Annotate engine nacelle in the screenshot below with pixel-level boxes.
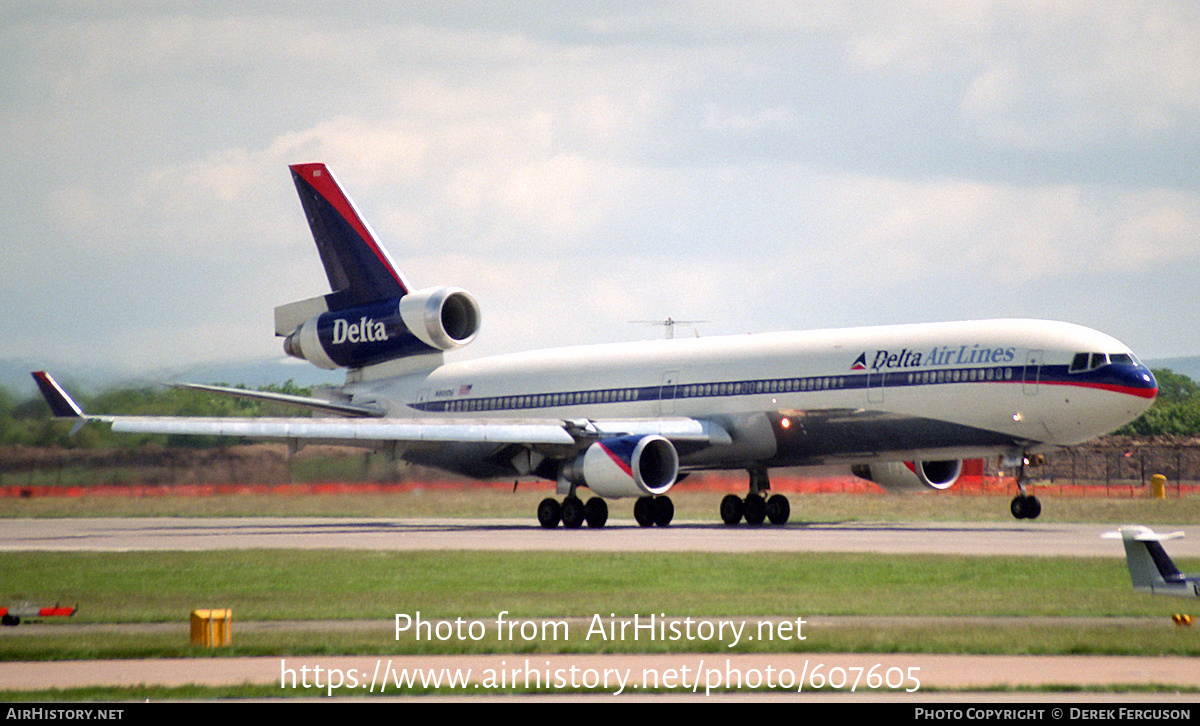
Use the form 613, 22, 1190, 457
398, 286, 481, 351
560, 435, 679, 499
851, 459, 962, 493
282, 287, 480, 370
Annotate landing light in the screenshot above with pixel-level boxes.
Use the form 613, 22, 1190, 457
780, 417, 791, 429
1013, 413, 1023, 422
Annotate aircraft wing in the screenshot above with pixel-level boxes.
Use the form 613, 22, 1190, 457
103, 415, 580, 445
31, 371, 729, 448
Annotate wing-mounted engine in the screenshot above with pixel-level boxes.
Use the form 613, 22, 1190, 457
851, 459, 962, 493
558, 435, 679, 499
279, 286, 481, 370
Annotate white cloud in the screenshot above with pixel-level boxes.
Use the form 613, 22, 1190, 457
3, 2, 1200, 376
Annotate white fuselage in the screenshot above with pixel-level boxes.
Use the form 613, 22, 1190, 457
343, 319, 1157, 473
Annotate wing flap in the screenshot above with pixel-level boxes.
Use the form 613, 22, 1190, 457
590, 418, 732, 445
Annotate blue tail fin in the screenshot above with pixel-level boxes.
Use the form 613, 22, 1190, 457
289, 163, 411, 309
278, 164, 481, 372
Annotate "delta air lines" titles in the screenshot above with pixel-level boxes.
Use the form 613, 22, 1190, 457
331, 317, 389, 344
857, 344, 1018, 372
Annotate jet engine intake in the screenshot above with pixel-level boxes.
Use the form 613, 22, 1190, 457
560, 435, 679, 499
851, 459, 962, 493
398, 286, 481, 351
282, 287, 480, 370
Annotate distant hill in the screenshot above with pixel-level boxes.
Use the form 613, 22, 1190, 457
0, 357, 342, 399
1147, 356, 1200, 383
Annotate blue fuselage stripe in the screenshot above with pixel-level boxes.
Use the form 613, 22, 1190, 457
409, 363, 1155, 414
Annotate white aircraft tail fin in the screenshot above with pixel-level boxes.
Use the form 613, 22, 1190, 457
1103, 525, 1193, 596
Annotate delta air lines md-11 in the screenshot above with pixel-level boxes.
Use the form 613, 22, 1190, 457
34, 163, 1159, 528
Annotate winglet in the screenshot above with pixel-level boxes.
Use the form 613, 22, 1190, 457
31, 371, 85, 418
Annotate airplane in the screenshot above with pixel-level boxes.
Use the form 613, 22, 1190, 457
1103, 525, 1200, 599
34, 162, 1159, 528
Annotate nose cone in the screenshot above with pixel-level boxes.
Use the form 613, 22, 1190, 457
1120, 364, 1158, 422
1143, 367, 1159, 401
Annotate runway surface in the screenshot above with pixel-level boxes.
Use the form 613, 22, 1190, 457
3, 652, 1200, 696
1, 517, 1199, 557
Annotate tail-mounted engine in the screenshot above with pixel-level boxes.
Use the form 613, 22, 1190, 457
851, 459, 962, 493
279, 286, 481, 370
559, 435, 679, 499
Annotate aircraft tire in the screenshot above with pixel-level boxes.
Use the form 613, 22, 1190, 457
1010, 495, 1027, 519
1024, 495, 1041, 519
743, 494, 767, 525
584, 497, 608, 528
561, 496, 586, 529
766, 494, 790, 525
634, 496, 655, 527
537, 498, 562, 529
720, 494, 744, 525
653, 496, 674, 527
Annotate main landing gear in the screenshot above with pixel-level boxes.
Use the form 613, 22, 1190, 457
720, 468, 790, 525
633, 495, 674, 527
536, 495, 674, 528
537, 496, 609, 529
1008, 453, 1042, 520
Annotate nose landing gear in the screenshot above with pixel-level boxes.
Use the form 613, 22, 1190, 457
1006, 453, 1043, 520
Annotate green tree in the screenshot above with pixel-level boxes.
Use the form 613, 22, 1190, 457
1118, 368, 1200, 436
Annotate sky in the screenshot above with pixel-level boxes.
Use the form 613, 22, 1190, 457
3, 2, 1199, 388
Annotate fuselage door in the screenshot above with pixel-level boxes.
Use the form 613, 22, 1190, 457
1023, 350, 1043, 396
867, 369, 885, 405
659, 370, 679, 414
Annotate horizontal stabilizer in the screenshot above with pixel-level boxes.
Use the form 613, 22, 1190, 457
175, 382, 385, 418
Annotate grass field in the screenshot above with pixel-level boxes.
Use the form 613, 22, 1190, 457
2, 487, 1198, 699
1, 548, 1197, 662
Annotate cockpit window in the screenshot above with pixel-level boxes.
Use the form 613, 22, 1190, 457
1070, 351, 1137, 373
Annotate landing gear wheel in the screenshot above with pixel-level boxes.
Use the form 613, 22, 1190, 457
743, 493, 767, 525
1024, 495, 1041, 519
720, 494, 744, 525
1010, 495, 1026, 519
584, 497, 608, 528
561, 496, 586, 529
634, 496, 655, 527
537, 498, 562, 529
765, 494, 790, 525
1010, 494, 1041, 520
653, 496, 674, 527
